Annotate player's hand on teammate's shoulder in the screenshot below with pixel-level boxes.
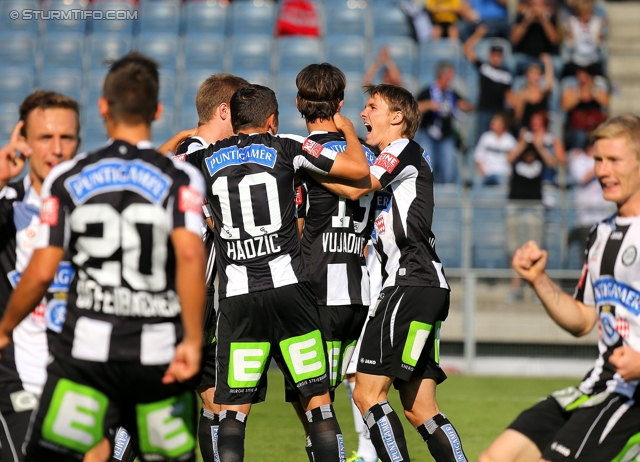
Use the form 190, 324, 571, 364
512, 240, 548, 284
333, 113, 356, 135
609, 345, 640, 381
0, 121, 31, 186
162, 337, 202, 384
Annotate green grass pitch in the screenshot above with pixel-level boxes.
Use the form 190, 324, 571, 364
196, 371, 577, 461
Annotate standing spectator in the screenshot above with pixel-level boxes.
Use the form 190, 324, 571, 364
505, 139, 556, 301
362, 46, 403, 87
426, 0, 463, 40
459, 0, 511, 41
562, 0, 607, 77
511, 0, 562, 75
561, 66, 609, 149
464, 25, 514, 135
416, 62, 474, 184
521, 110, 566, 185
512, 54, 554, 130
567, 141, 614, 261
474, 113, 517, 185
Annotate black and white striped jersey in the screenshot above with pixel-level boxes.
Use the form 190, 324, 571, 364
370, 138, 449, 291
297, 131, 377, 306
575, 214, 640, 398
182, 132, 337, 299
0, 177, 72, 399
176, 136, 217, 293
34, 140, 205, 365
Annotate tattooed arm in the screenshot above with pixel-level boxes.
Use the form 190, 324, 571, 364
512, 241, 597, 337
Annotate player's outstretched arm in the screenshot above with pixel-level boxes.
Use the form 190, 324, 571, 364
163, 228, 206, 384
0, 247, 64, 354
325, 114, 370, 180
609, 346, 640, 381
157, 128, 198, 155
513, 241, 597, 337
308, 171, 382, 201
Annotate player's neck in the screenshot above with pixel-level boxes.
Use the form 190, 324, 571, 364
196, 120, 233, 145
618, 192, 640, 218
29, 170, 43, 196
306, 119, 337, 134
107, 122, 152, 146
378, 130, 406, 151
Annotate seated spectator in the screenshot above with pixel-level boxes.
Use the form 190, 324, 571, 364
362, 46, 403, 87
511, 0, 562, 75
464, 25, 514, 135
567, 141, 614, 261
426, 0, 463, 40
520, 109, 566, 185
459, 0, 511, 41
416, 62, 474, 184
561, 67, 609, 149
562, 0, 606, 77
505, 141, 556, 301
512, 55, 553, 130
474, 113, 517, 185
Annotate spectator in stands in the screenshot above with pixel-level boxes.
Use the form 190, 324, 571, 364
474, 113, 517, 185
459, 0, 511, 41
416, 62, 474, 184
464, 25, 514, 135
505, 139, 556, 301
567, 140, 614, 261
520, 109, 566, 185
426, 0, 463, 40
561, 66, 609, 149
362, 46, 403, 87
512, 55, 554, 130
562, 0, 607, 77
511, 0, 561, 75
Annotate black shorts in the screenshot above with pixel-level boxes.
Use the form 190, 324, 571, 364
0, 396, 38, 462
215, 282, 330, 405
357, 286, 449, 385
509, 387, 640, 461
25, 356, 197, 462
199, 294, 217, 388
284, 304, 368, 402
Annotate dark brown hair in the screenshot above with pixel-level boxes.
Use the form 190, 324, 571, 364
296, 63, 346, 124
102, 52, 159, 125
19, 90, 80, 137
230, 84, 279, 133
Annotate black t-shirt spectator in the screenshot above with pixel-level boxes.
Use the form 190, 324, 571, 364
513, 13, 558, 57
417, 85, 461, 139
509, 147, 543, 200
476, 61, 513, 112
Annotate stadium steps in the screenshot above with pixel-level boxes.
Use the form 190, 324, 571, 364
606, 2, 640, 115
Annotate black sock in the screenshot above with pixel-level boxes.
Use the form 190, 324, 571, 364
416, 413, 468, 462
217, 410, 247, 462
305, 404, 345, 462
363, 401, 410, 462
199, 408, 220, 462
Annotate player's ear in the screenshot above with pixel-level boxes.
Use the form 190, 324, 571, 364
153, 102, 164, 122
295, 96, 300, 111
219, 103, 229, 121
98, 97, 109, 120
337, 100, 344, 112
267, 113, 278, 135
391, 111, 404, 127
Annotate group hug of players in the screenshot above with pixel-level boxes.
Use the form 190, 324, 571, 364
2, 51, 640, 462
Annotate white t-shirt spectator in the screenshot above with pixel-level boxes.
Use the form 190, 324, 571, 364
568, 148, 612, 226
474, 130, 517, 179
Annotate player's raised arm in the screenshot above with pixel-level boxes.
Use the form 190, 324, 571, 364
513, 241, 597, 337
325, 113, 370, 180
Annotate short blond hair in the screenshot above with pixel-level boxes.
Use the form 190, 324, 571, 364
591, 114, 640, 159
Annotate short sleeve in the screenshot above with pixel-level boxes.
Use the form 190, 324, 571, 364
573, 225, 598, 305
296, 183, 307, 220
170, 161, 206, 236
370, 140, 416, 188
172, 145, 210, 170
35, 171, 70, 250
280, 135, 337, 175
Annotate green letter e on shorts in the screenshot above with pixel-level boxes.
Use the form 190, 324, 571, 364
281, 330, 326, 383
41, 379, 109, 453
